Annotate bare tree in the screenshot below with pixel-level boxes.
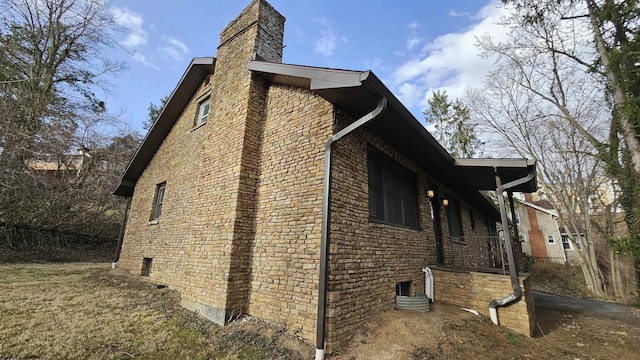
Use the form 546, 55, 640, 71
495, 0, 640, 292
467, 73, 610, 297
0, 0, 136, 243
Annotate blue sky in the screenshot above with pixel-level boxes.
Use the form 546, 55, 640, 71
104, 0, 510, 134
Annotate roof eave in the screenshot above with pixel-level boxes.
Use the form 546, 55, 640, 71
113, 57, 216, 197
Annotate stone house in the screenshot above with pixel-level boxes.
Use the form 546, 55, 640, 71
112, 0, 538, 353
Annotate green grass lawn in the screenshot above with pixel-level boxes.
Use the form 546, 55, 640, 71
0, 263, 311, 360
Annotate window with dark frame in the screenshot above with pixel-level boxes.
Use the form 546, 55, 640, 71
469, 208, 476, 230
396, 281, 411, 296
446, 198, 464, 241
367, 150, 418, 229
151, 182, 166, 220
195, 97, 210, 127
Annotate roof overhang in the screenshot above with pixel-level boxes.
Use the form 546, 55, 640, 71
113, 57, 216, 197
113, 57, 538, 222
518, 199, 558, 216
249, 60, 538, 220
453, 158, 538, 192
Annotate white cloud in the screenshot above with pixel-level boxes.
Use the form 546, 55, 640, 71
160, 46, 181, 61
391, 1, 509, 109
160, 36, 189, 61
449, 10, 471, 17
397, 83, 423, 108
406, 36, 421, 50
313, 19, 346, 58
110, 7, 147, 48
365, 57, 385, 71
405, 22, 423, 50
315, 28, 337, 57
132, 52, 159, 70
166, 37, 188, 53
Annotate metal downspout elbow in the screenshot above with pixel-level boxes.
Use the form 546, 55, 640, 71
489, 170, 535, 325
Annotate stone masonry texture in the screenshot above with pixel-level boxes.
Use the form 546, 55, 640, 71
117, 0, 536, 353
432, 268, 536, 337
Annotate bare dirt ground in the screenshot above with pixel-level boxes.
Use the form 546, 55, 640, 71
1, 262, 639, 360
331, 302, 640, 360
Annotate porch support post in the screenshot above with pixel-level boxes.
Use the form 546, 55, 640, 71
507, 190, 521, 271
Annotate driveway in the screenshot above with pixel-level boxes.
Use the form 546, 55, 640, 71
533, 291, 640, 325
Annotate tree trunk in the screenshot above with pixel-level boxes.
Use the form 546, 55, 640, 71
586, 0, 640, 175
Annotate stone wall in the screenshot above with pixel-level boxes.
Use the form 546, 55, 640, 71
325, 112, 434, 351
116, 0, 517, 353
246, 84, 332, 341
118, 0, 285, 325
324, 112, 504, 351
431, 268, 535, 337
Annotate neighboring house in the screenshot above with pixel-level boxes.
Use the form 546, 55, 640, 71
516, 194, 566, 263
26, 149, 90, 179
112, 1, 538, 353
559, 227, 586, 263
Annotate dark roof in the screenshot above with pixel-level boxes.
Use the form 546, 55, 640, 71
248, 60, 537, 219
532, 199, 554, 209
114, 58, 537, 221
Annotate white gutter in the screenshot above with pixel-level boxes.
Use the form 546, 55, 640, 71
489, 170, 536, 325
315, 97, 387, 360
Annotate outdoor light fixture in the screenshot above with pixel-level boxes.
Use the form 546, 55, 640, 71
426, 189, 434, 198
441, 199, 449, 207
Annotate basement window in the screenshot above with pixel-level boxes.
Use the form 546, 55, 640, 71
141, 258, 153, 276
396, 281, 411, 296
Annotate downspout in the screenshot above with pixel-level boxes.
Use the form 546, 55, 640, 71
316, 97, 387, 360
112, 196, 132, 268
489, 170, 535, 325
507, 191, 521, 271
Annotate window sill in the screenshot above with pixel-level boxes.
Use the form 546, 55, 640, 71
368, 218, 419, 231
191, 121, 207, 132
148, 219, 159, 226
450, 238, 467, 245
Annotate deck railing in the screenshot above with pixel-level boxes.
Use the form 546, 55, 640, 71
435, 235, 522, 274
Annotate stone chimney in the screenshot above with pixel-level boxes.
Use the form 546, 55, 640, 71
218, 0, 285, 64
205, 0, 285, 321
209, 0, 285, 129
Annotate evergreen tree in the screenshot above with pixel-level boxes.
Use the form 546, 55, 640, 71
423, 90, 483, 157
